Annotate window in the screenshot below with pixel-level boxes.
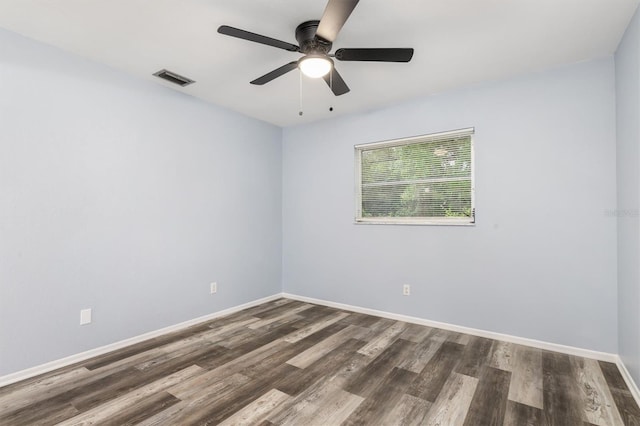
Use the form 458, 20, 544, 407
355, 128, 474, 225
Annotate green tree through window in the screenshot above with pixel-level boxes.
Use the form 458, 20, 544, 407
356, 129, 474, 225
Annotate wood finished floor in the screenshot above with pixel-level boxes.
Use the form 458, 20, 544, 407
1, 298, 639, 426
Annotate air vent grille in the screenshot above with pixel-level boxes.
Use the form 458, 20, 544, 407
153, 69, 195, 87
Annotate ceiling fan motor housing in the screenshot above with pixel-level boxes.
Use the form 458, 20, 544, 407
295, 20, 332, 55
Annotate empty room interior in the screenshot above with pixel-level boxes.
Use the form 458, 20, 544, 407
1, 0, 640, 425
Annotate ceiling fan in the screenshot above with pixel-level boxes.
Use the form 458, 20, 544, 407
217, 0, 414, 96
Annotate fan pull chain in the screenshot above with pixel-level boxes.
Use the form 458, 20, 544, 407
329, 69, 334, 112
299, 71, 303, 116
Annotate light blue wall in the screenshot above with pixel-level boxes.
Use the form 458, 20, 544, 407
282, 58, 618, 353
0, 19, 631, 378
0, 29, 283, 375
616, 6, 640, 386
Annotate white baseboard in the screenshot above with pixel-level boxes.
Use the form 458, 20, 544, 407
282, 292, 620, 363
0, 293, 282, 388
616, 356, 640, 407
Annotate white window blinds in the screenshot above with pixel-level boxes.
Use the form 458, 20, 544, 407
355, 128, 474, 225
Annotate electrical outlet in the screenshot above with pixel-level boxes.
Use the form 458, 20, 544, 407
403, 284, 411, 296
80, 308, 92, 325
210, 282, 217, 294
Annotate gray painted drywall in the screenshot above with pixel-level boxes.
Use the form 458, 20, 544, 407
282, 58, 618, 353
616, 6, 640, 386
0, 29, 282, 376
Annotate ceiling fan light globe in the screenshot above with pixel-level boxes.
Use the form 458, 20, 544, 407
299, 55, 333, 78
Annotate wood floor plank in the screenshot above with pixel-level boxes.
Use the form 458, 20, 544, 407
0, 367, 90, 416
447, 331, 472, 345
607, 388, 640, 426
219, 299, 291, 323
357, 321, 407, 358
194, 323, 300, 371
82, 321, 215, 371
282, 311, 350, 343
217, 315, 304, 350
0, 363, 88, 399
345, 338, 417, 398
407, 341, 465, 402
133, 341, 224, 372
377, 393, 433, 426
127, 400, 183, 425
598, 360, 632, 391
298, 387, 363, 426
70, 366, 153, 411
168, 340, 291, 399
77, 317, 255, 380
0, 399, 80, 426
218, 388, 291, 426
428, 328, 454, 343
276, 338, 366, 396
292, 305, 341, 326
305, 393, 363, 426
368, 317, 398, 332
248, 303, 313, 329
56, 344, 224, 416
570, 357, 625, 426
239, 321, 352, 380
342, 367, 418, 426
204, 316, 261, 336
542, 351, 586, 426
508, 345, 543, 409
193, 364, 299, 425
268, 376, 337, 424
214, 316, 301, 354
56, 365, 203, 425
139, 373, 252, 425
200, 317, 264, 347
598, 359, 640, 424
455, 336, 494, 378
399, 323, 434, 343
421, 372, 478, 426
461, 365, 511, 426
503, 400, 542, 426
0, 366, 144, 424
396, 337, 444, 374
339, 311, 383, 328
69, 346, 225, 412
272, 381, 364, 426
242, 298, 298, 319
286, 324, 367, 369
488, 340, 515, 371
94, 390, 180, 426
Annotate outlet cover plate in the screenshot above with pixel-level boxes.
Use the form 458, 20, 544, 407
80, 308, 92, 325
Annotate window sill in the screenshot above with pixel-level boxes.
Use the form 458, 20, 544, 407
354, 218, 475, 226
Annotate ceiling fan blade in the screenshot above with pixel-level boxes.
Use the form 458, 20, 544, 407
250, 62, 299, 85
218, 25, 300, 52
323, 67, 350, 96
335, 48, 414, 62
316, 0, 360, 42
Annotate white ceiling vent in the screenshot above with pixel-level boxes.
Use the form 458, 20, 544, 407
153, 69, 195, 87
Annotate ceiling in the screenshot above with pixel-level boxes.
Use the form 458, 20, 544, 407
0, 0, 638, 127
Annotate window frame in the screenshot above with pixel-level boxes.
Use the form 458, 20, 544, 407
354, 128, 475, 226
